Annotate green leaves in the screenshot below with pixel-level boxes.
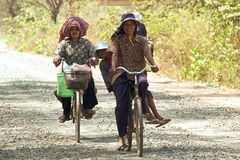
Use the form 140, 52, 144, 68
2, 0, 240, 88
180, 48, 206, 80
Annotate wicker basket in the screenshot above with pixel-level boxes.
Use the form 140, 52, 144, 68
64, 70, 91, 90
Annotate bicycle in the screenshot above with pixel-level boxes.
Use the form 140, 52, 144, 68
116, 65, 153, 157
62, 59, 92, 143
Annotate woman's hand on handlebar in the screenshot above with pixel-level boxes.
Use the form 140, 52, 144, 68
151, 65, 159, 73
85, 57, 99, 67
53, 56, 61, 67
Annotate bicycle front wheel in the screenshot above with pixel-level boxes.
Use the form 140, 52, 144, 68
72, 95, 76, 123
75, 90, 82, 143
134, 97, 143, 157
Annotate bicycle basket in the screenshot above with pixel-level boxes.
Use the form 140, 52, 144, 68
64, 70, 91, 90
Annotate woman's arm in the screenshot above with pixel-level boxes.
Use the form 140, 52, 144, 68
53, 41, 65, 67
142, 39, 159, 73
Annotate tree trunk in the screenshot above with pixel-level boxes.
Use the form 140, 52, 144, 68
69, 0, 77, 16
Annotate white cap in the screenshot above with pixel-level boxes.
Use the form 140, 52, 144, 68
132, 11, 142, 21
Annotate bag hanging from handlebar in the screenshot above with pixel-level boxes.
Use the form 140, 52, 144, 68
57, 72, 74, 97
57, 61, 74, 97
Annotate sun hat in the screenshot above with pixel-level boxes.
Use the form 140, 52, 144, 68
112, 13, 139, 37
119, 13, 139, 27
95, 41, 108, 51
118, 13, 139, 29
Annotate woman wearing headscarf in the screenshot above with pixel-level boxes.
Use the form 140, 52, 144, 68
53, 16, 98, 123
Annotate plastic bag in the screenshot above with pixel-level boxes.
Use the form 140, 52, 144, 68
65, 63, 91, 89
71, 63, 91, 72
57, 72, 74, 97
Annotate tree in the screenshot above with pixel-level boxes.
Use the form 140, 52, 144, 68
35, 0, 64, 23
68, 0, 77, 16
2, 0, 21, 18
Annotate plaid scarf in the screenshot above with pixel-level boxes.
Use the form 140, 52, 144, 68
59, 16, 89, 42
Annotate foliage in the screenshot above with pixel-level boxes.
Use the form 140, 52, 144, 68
3, 4, 59, 55
180, 48, 206, 80
1, 0, 240, 89
130, 0, 240, 88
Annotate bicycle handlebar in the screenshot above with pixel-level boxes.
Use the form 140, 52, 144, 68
116, 65, 153, 75
60, 57, 93, 65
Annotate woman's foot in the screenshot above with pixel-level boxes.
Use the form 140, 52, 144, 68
156, 118, 171, 128
58, 115, 70, 123
117, 136, 128, 151
83, 109, 95, 119
145, 118, 161, 124
144, 113, 161, 124
144, 113, 156, 121
155, 115, 164, 121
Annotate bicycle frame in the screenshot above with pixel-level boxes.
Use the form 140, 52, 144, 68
60, 58, 92, 143
116, 65, 152, 157
72, 89, 84, 143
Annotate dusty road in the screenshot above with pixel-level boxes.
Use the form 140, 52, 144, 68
0, 40, 240, 160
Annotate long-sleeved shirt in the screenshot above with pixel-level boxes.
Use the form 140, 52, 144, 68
54, 37, 95, 65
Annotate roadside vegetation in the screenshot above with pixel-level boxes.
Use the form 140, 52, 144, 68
0, 0, 239, 89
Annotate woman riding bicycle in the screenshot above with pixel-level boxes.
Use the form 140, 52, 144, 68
108, 13, 159, 150
96, 41, 171, 126
53, 16, 98, 123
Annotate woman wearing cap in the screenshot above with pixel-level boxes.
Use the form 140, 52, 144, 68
53, 16, 98, 123
107, 13, 159, 150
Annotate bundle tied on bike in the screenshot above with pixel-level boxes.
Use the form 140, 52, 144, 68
64, 63, 91, 90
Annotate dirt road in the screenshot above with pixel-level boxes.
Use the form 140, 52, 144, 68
0, 40, 239, 160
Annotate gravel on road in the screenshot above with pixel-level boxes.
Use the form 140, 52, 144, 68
0, 40, 239, 160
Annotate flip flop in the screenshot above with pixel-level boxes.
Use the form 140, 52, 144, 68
58, 115, 70, 123
117, 144, 128, 151
156, 118, 171, 128
145, 118, 160, 124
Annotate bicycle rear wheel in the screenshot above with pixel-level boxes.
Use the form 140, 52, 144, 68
75, 90, 82, 143
134, 97, 143, 157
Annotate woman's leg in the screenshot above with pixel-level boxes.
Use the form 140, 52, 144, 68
113, 76, 129, 138
83, 78, 98, 110
144, 96, 152, 114
147, 95, 164, 121
62, 97, 71, 117
146, 90, 164, 120
59, 97, 71, 123
137, 74, 148, 114
147, 90, 171, 127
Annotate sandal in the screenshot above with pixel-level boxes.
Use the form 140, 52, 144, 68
117, 136, 128, 151
145, 118, 161, 124
58, 115, 70, 123
144, 113, 156, 121
83, 109, 95, 119
156, 118, 171, 128
157, 116, 164, 121
117, 144, 128, 151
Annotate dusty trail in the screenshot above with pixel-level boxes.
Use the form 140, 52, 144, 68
0, 40, 239, 160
